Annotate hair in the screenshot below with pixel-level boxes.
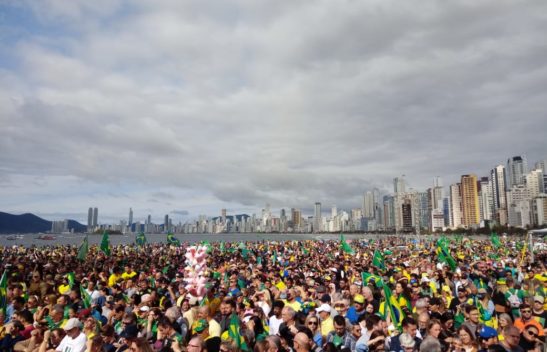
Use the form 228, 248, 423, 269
265, 335, 283, 352
250, 316, 265, 337
130, 337, 154, 352
419, 336, 441, 352
89, 335, 104, 352
305, 315, 319, 332
17, 309, 33, 324
498, 313, 513, 327
457, 325, 477, 344
158, 316, 174, 329
399, 333, 415, 348
365, 314, 382, 330
427, 319, 442, 333
282, 306, 296, 319
402, 317, 417, 328
464, 304, 479, 314
254, 340, 269, 352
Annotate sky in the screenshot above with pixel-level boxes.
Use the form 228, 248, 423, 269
1, 0, 546, 224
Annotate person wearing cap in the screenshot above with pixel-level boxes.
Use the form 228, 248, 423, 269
346, 294, 367, 325
315, 304, 334, 340
477, 326, 498, 352
531, 295, 546, 328
56, 318, 86, 352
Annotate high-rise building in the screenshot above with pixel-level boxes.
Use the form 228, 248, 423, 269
507, 155, 528, 188
92, 207, 98, 227
449, 183, 463, 228
363, 191, 375, 218
221, 209, 227, 223
128, 208, 133, 227
534, 160, 547, 192
478, 177, 493, 222
526, 169, 544, 197
291, 208, 302, 231
393, 176, 406, 194
401, 199, 413, 232
461, 174, 480, 227
490, 165, 508, 225
314, 202, 322, 232
164, 214, 169, 232
87, 208, 93, 230
507, 185, 531, 227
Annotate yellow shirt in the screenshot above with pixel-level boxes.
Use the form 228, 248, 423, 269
283, 300, 302, 312
208, 319, 221, 337
108, 273, 121, 287
121, 271, 137, 280
320, 316, 334, 337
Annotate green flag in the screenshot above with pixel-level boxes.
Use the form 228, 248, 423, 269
100, 231, 111, 256
272, 250, 277, 265
228, 314, 249, 351
361, 272, 382, 287
380, 280, 404, 330
340, 234, 355, 255
436, 239, 457, 271
372, 249, 386, 270
166, 232, 180, 246
491, 233, 502, 249
220, 242, 225, 253
136, 232, 147, 247
0, 270, 8, 313
257, 257, 262, 265
80, 285, 91, 308
67, 272, 75, 289
77, 235, 89, 262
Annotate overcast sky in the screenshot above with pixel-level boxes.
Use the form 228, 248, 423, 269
1, 0, 546, 224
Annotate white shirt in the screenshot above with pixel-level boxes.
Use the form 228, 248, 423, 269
57, 332, 87, 352
269, 315, 283, 336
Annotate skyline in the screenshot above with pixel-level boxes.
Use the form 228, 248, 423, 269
1, 1, 547, 223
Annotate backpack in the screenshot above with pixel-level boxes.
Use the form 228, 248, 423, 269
506, 290, 521, 308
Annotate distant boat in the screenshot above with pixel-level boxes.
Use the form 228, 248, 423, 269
36, 234, 56, 240
6, 235, 16, 240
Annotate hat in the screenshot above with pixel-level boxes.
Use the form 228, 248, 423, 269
63, 318, 81, 331
315, 304, 331, 314
193, 319, 209, 334
320, 294, 331, 303
354, 294, 365, 304
534, 295, 545, 304
478, 288, 487, 294
420, 277, 430, 283
496, 278, 506, 285
478, 326, 497, 339
139, 306, 150, 312
120, 324, 139, 339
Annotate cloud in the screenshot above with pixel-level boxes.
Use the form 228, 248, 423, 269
1, 0, 546, 220
171, 210, 189, 216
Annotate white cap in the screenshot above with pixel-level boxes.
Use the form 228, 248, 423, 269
315, 304, 331, 314
63, 318, 81, 331
139, 306, 150, 312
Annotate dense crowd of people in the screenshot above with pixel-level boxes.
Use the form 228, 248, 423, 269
0, 235, 546, 352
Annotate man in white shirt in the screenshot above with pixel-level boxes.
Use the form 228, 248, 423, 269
56, 318, 87, 352
269, 300, 285, 336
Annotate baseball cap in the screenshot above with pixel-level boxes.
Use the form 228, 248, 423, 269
63, 318, 81, 331
354, 294, 365, 304
534, 295, 545, 304
478, 326, 497, 339
315, 304, 331, 314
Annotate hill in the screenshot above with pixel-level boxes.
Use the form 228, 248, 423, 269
0, 212, 86, 234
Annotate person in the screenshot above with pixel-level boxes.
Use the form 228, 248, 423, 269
477, 326, 498, 352
304, 315, 322, 349
128, 337, 153, 352
324, 315, 356, 351
514, 304, 544, 338
531, 296, 546, 328
497, 314, 513, 341
461, 305, 481, 340
315, 304, 333, 340
268, 301, 284, 336
56, 318, 87, 352
517, 324, 542, 352
85, 335, 103, 352
399, 333, 416, 352
293, 332, 311, 352
419, 336, 441, 352
186, 336, 203, 352
387, 317, 421, 352
457, 325, 479, 352
0, 320, 25, 352
490, 326, 524, 352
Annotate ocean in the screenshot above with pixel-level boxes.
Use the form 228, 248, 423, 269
0, 232, 398, 248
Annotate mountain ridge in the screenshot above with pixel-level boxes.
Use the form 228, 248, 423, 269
0, 212, 86, 234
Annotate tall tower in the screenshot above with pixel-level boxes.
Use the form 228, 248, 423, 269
363, 191, 375, 218
478, 177, 493, 222
128, 208, 133, 227
314, 202, 322, 233
221, 209, 227, 223
461, 174, 480, 227
164, 214, 169, 232
490, 165, 508, 225
393, 176, 406, 194
87, 208, 93, 230
450, 183, 463, 228
92, 207, 98, 227
507, 155, 528, 188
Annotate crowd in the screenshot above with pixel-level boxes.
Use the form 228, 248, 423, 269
0, 235, 546, 352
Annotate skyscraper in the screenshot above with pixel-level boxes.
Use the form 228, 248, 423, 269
449, 183, 462, 228
128, 208, 133, 227
92, 207, 98, 227
478, 176, 493, 222
363, 191, 375, 218
507, 155, 528, 188
490, 165, 508, 225
164, 214, 169, 232
314, 202, 322, 232
393, 176, 406, 194
87, 208, 93, 230
461, 174, 480, 227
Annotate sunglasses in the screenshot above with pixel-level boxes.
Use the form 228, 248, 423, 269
521, 309, 531, 313
526, 330, 538, 338
308, 321, 318, 326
